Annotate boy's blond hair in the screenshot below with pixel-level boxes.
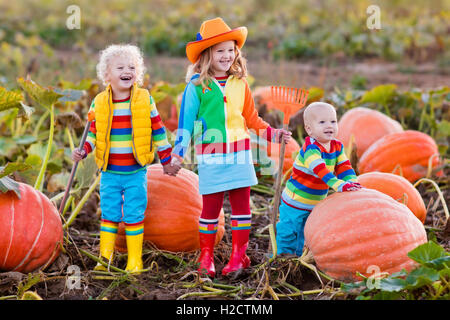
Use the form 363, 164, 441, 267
185, 42, 247, 88
96, 44, 146, 87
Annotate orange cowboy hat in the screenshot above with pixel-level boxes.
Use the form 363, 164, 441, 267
186, 17, 248, 63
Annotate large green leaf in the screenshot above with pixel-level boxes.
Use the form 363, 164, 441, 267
0, 86, 24, 112
0, 137, 21, 158
408, 241, 450, 270
436, 120, 450, 138
403, 267, 440, 290
17, 77, 63, 109
27, 142, 48, 161
26, 142, 63, 172
13, 155, 42, 186
0, 87, 33, 119
0, 164, 29, 198
340, 280, 365, 293
0, 162, 32, 179
360, 84, 397, 105
74, 154, 98, 190
378, 277, 407, 292
0, 176, 21, 199
47, 172, 69, 193
54, 88, 85, 103
14, 135, 37, 145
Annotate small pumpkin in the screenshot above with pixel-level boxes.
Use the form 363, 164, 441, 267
0, 182, 63, 273
337, 107, 403, 159
304, 188, 427, 282
115, 165, 225, 252
253, 86, 276, 111
357, 172, 427, 223
358, 130, 441, 182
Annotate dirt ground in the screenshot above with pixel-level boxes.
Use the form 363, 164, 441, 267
0, 172, 448, 301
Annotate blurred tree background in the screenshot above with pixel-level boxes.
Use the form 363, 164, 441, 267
0, 0, 448, 88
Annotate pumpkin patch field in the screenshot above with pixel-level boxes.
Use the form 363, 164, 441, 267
0, 0, 449, 301
0, 75, 448, 301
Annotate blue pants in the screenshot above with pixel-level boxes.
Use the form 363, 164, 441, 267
99, 169, 148, 224
276, 201, 311, 256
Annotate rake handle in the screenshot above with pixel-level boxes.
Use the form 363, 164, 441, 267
270, 123, 289, 244
58, 119, 92, 214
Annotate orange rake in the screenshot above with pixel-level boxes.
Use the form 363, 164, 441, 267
269, 86, 309, 249
271, 86, 309, 126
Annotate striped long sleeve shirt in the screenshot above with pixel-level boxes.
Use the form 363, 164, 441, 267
83, 95, 172, 174
281, 136, 357, 211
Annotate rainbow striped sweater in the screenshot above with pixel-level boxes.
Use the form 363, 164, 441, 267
83, 95, 172, 174
281, 136, 357, 211
173, 74, 275, 194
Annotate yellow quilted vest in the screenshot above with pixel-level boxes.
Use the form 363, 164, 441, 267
93, 84, 154, 171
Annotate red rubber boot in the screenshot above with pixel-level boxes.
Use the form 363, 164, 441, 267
222, 228, 251, 276
197, 232, 216, 277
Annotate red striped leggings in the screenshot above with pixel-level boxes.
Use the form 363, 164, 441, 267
201, 187, 251, 220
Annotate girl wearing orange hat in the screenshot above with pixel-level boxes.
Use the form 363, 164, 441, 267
172, 18, 291, 277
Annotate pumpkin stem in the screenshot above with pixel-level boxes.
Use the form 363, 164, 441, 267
426, 153, 440, 178
78, 248, 127, 274
414, 178, 449, 224
34, 104, 55, 192
65, 126, 75, 151
32, 110, 50, 138
391, 163, 404, 177
268, 224, 277, 260
396, 193, 409, 206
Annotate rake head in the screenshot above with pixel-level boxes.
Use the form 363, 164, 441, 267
271, 86, 309, 124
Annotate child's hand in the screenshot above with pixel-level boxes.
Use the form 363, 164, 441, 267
163, 158, 182, 176
342, 182, 362, 192
72, 148, 86, 162
274, 129, 292, 144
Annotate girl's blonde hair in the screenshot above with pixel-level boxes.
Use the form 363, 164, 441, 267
96, 44, 146, 86
185, 42, 247, 88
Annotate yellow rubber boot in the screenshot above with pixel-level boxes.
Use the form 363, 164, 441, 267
125, 223, 144, 274
94, 228, 117, 271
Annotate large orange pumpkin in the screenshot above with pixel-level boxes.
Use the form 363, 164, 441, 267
0, 182, 63, 273
115, 165, 225, 252
253, 86, 276, 111
358, 130, 441, 183
304, 188, 427, 282
337, 107, 403, 159
357, 172, 427, 223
